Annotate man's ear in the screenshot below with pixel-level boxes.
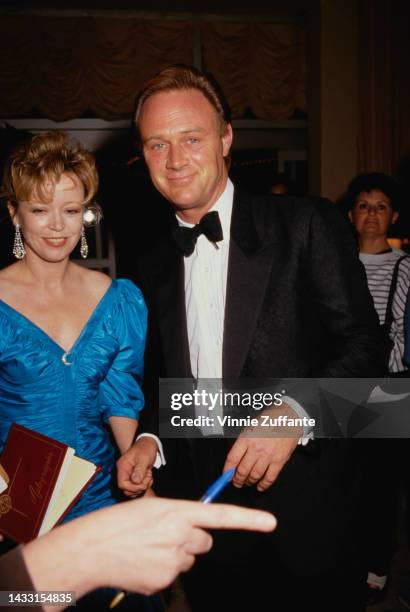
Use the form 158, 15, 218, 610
222, 123, 233, 158
392, 211, 399, 225
348, 210, 353, 223
7, 202, 18, 226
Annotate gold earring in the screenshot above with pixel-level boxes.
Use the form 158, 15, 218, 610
13, 224, 26, 259
80, 227, 88, 259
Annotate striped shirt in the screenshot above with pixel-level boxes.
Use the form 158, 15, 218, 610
360, 248, 410, 372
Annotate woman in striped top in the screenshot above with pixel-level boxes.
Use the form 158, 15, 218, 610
347, 172, 410, 373
346, 172, 410, 606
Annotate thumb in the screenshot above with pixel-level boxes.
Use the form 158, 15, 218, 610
131, 456, 153, 485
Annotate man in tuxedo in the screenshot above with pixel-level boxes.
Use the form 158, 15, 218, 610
117, 65, 390, 611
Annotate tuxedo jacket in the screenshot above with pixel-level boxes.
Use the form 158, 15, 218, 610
137, 189, 390, 571
138, 188, 388, 397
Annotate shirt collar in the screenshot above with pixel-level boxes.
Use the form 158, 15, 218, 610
176, 179, 234, 244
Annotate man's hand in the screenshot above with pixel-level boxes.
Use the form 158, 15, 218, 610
117, 437, 158, 496
223, 403, 301, 492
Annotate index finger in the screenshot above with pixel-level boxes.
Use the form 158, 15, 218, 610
183, 502, 277, 532
223, 438, 248, 473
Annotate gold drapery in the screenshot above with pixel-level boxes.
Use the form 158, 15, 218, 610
0, 16, 194, 120
0, 16, 306, 121
202, 22, 306, 120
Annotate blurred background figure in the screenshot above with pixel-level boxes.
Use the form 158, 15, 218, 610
269, 171, 297, 195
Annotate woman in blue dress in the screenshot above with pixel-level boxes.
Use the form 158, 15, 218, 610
0, 131, 148, 523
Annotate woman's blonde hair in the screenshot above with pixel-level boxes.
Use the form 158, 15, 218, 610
2, 131, 98, 209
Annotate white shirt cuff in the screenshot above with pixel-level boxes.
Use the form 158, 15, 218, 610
136, 433, 166, 468
282, 395, 314, 445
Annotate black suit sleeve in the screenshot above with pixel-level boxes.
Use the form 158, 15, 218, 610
287, 198, 391, 424
306, 198, 390, 377
134, 260, 161, 438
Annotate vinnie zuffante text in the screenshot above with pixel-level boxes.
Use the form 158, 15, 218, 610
170, 414, 315, 428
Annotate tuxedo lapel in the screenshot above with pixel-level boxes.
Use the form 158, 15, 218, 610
152, 190, 282, 380
223, 191, 280, 378
154, 240, 192, 378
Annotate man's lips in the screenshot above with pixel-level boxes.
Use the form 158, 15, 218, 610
167, 174, 195, 184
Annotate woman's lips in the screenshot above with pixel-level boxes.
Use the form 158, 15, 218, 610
43, 238, 68, 247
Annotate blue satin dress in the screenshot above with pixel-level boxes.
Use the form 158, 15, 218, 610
0, 279, 147, 522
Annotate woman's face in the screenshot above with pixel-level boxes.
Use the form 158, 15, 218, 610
11, 173, 85, 263
348, 189, 398, 240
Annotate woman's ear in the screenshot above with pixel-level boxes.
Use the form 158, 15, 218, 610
7, 201, 18, 226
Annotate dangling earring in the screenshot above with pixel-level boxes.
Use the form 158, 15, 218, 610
13, 224, 26, 259
80, 226, 88, 259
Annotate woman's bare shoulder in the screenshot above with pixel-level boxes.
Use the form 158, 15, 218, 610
71, 265, 112, 297
0, 263, 20, 280
0, 264, 23, 299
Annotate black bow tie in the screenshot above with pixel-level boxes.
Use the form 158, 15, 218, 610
172, 211, 223, 256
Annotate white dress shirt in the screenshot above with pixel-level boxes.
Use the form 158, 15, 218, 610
180, 179, 233, 380
178, 180, 233, 434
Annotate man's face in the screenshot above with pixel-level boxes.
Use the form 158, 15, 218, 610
348, 189, 398, 240
138, 88, 233, 222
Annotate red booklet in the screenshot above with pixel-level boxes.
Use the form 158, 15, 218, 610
0, 423, 100, 543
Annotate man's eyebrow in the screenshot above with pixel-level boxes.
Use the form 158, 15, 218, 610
180, 128, 207, 134
144, 128, 207, 143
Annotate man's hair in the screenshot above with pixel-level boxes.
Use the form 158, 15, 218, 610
345, 172, 400, 211
134, 64, 231, 133
2, 131, 98, 208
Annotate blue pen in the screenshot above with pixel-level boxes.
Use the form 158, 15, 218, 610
199, 468, 235, 503
109, 468, 236, 609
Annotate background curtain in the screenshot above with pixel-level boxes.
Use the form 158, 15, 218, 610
0, 16, 194, 120
202, 22, 306, 120
358, 0, 410, 177
0, 15, 306, 121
